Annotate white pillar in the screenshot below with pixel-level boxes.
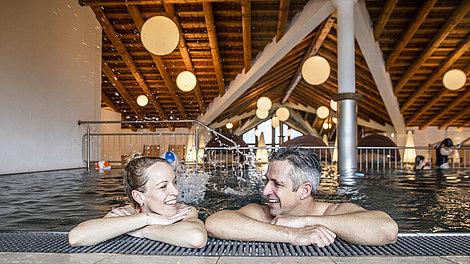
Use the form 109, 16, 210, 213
335, 0, 359, 176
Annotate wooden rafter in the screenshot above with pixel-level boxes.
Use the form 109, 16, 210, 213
203, 2, 225, 96
80, 0, 264, 6
419, 89, 470, 130
102, 62, 144, 119
241, 0, 252, 72
127, 5, 187, 119
406, 64, 470, 125
163, 3, 205, 113
281, 14, 336, 103
393, 0, 470, 95
92, 6, 167, 119
101, 92, 119, 113
385, 0, 437, 70
439, 107, 470, 130
400, 34, 470, 113
276, 0, 290, 41
373, 0, 398, 39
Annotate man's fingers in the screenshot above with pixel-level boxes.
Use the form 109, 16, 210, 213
317, 227, 335, 245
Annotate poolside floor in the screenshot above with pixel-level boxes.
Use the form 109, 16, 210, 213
0, 253, 468, 264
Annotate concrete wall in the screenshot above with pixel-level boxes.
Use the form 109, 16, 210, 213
0, 0, 101, 174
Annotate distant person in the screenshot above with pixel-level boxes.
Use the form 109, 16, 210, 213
414, 155, 430, 170
205, 147, 398, 247
69, 153, 207, 248
436, 138, 454, 169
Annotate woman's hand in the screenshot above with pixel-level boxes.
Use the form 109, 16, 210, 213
147, 206, 192, 226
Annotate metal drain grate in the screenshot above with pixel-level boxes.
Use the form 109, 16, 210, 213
0, 232, 468, 256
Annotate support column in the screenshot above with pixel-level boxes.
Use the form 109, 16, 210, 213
335, 0, 358, 176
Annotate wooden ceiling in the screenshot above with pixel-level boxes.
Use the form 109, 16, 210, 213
81, 0, 470, 132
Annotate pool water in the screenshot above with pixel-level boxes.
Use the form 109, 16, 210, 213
0, 167, 468, 233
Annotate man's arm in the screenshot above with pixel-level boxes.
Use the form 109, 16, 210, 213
273, 203, 398, 245
205, 203, 335, 247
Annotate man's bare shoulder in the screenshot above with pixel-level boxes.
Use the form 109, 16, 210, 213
322, 202, 366, 215
238, 203, 273, 222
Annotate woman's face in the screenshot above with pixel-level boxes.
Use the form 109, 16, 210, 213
141, 162, 179, 216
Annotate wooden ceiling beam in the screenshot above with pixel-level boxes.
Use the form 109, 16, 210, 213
92, 6, 167, 119
406, 64, 470, 125
101, 92, 119, 113
281, 14, 336, 103
385, 0, 436, 71
373, 0, 398, 39
81, 0, 271, 6
203, 2, 226, 96
400, 34, 470, 113
289, 109, 319, 136
241, 0, 252, 73
419, 89, 470, 130
164, 3, 205, 113
102, 62, 144, 119
127, 5, 187, 119
393, 0, 470, 95
276, 0, 290, 42
438, 107, 469, 130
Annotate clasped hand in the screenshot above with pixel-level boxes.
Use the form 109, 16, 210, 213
271, 215, 336, 247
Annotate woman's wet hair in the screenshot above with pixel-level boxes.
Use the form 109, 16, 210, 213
414, 155, 425, 170
123, 152, 168, 209
269, 147, 322, 194
440, 138, 453, 148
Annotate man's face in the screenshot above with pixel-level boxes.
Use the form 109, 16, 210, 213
262, 160, 300, 216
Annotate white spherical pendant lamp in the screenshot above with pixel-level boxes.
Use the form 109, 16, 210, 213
443, 69, 466, 90
141, 16, 180, 56
276, 107, 290, 121
137, 95, 148, 107
271, 116, 280, 128
256, 108, 269, 119
301, 56, 330, 85
226, 122, 233, 129
176, 71, 197, 92
330, 99, 337, 112
257, 97, 272, 111
316, 106, 330, 119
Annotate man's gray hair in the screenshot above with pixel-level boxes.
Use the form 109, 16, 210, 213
269, 147, 322, 194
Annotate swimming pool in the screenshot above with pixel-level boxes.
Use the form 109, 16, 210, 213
0, 167, 468, 233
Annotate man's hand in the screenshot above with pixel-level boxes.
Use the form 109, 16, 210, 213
288, 225, 336, 247
271, 215, 310, 228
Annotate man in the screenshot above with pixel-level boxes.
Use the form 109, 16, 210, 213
205, 147, 398, 247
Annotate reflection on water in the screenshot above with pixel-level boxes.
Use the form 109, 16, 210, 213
0, 166, 468, 233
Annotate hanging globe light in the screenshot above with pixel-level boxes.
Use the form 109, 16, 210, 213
443, 69, 466, 90
316, 106, 329, 119
141, 16, 180, 56
322, 122, 329, 129
332, 117, 337, 124
301, 56, 331, 85
271, 116, 280, 128
257, 97, 272, 111
330, 99, 337, 112
226, 122, 233, 129
176, 71, 197, 92
276, 107, 290, 121
137, 95, 148, 107
256, 108, 269, 119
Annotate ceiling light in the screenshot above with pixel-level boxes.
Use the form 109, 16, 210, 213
257, 97, 272, 111
330, 99, 337, 112
256, 108, 269, 119
137, 95, 148, 107
176, 71, 197, 92
316, 106, 330, 119
323, 122, 329, 129
443, 69, 466, 90
276, 107, 290, 121
301, 56, 330, 85
141, 16, 180, 56
226, 122, 233, 129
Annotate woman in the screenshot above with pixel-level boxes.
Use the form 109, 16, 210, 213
414, 155, 430, 170
436, 138, 454, 169
69, 153, 207, 248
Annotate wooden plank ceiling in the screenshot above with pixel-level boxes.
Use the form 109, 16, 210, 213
81, 0, 469, 131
